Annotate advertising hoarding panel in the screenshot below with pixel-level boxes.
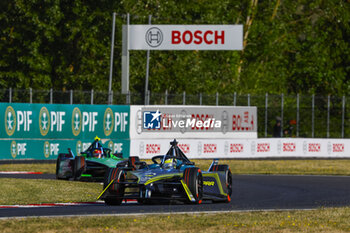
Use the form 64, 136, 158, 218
0, 103, 130, 139
127, 25, 243, 50
130, 105, 258, 139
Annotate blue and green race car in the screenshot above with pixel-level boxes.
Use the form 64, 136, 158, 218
56, 136, 127, 181
98, 139, 232, 205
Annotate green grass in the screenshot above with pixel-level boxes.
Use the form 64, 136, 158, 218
195, 159, 350, 176
0, 178, 101, 205
0, 163, 55, 174
1, 208, 350, 232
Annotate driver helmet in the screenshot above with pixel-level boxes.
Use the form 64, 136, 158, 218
163, 158, 175, 169
93, 149, 102, 158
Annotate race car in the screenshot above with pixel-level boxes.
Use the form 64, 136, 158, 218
98, 139, 232, 205
56, 136, 127, 181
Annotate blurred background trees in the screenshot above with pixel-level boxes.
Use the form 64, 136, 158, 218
0, 0, 349, 96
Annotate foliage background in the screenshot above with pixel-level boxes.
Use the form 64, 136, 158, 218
0, 0, 349, 97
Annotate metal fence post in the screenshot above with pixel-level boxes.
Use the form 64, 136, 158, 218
50, 88, 53, 104
312, 94, 315, 138
70, 90, 73, 104
108, 90, 113, 105
265, 93, 268, 137
126, 91, 130, 105
327, 95, 330, 138
342, 95, 345, 138
183, 91, 186, 105
146, 90, 150, 105
233, 92, 236, 106
29, 88, 32, 104
296, 93, 299, 137
91, 89, 94, 105
108, 12, 116, 105
110, 90, 113, 105
247, 93, 250, 106
165, 90, 168, 105
199, 93, 202, 105
216, 92, 219, 106
144, 15, 152, 105
281, 93, 284, 137
9, 88, 12, 103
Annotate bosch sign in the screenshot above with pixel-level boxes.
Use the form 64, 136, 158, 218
128, 25, 243, 50
172, 30, 225, 45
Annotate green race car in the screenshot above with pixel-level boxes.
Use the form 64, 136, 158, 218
56, 137, 127, 181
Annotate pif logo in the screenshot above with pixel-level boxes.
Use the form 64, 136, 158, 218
10, 141, 27, 158
108, 141, 123, 154
76, 141, 82, 156
143, 110, 161, 129
43, 141, 50, 158
5, 106, 16, 136
10, 141, 17, 158
39, 107, 50, 136
43, 141, 59, 157
104, 108, 114, 136
72, 107, 82, 136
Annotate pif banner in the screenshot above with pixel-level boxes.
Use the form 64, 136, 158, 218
1, 103, 130, 139
1, 139, 129, 160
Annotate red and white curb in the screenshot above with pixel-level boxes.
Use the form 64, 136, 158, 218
0, 200, 137, 209
0, 171, 43, 174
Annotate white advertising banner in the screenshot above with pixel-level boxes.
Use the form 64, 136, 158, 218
126, 25, 243, 50
130, 138, 350, 159
130, 105, 258, 139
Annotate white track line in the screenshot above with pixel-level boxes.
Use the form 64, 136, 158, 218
0, 208, 319, 220
0, 200, 138, 209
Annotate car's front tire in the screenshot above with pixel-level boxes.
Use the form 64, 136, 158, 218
56, 153, 70, 180
103, 168, 125, 205
183, 167, 203, 204
73, 156, 86, 180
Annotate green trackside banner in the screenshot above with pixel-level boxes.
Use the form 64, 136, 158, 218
0, 103, 130, 160
0, 139, 130, 160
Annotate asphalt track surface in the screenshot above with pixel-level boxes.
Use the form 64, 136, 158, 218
1, 174, 350, 218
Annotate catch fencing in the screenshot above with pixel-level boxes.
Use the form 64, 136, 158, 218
1, 88, 349, 139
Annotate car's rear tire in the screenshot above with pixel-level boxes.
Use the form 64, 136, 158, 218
224, 168, 233, 202
183, 167, 203, 204
73, 156, 86, 180
103, 168, 125, 205
211, 165, 232, 203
